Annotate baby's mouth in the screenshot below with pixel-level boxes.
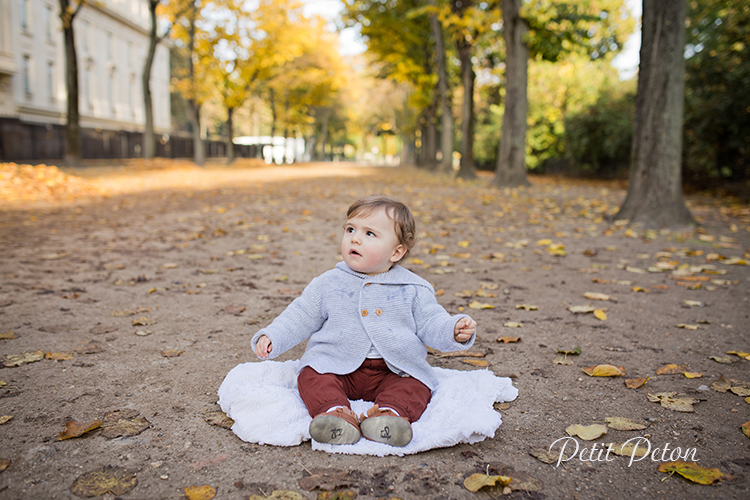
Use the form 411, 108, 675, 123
350, 249, 362, 257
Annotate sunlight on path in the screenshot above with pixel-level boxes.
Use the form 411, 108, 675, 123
89, 162, 381, 197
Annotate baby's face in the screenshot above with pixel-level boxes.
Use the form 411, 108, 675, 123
341, 208, 406, 275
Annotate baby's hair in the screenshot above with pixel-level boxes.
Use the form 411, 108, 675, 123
346, 195, 416, 262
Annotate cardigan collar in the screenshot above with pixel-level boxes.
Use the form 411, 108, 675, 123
335, 261, 431, 287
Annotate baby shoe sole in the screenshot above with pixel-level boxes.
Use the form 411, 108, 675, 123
360, 416, 412, 447
309, 415, 361, 445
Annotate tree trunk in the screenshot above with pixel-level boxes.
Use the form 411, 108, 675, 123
142, 0, 159, 160
422, 100, 438, 170
615, 0, 693, 228
492, 0, 530, 187
429, 0, 453, 173
319, 108, 331, 161
226, 106, 235, 164
456, 35, 476, 179
60, 0, 81, 167
187, 3, 204, 166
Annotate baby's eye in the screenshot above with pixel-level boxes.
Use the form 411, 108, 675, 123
366, 231, 375, 237
345, 227, 354, 233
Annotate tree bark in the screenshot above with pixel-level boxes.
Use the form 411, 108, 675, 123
450, 0, 476, 179
429, 0, 453, 172
187, 3, 204, 166
492, 0, 530, 187
59, 0, 83, 167
226, 106, 235, 164
456, 35, 476, 179
615, 0, 693, 228
142, 1, 159, 159
319, 108, 330, 161
422, 100, 438, 170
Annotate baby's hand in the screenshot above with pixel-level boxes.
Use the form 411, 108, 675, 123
454, 317, 476, 343
255, 335, 273, 359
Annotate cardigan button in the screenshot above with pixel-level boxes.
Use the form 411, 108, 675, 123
376, 308, 383, 316
361, 309, 368, 317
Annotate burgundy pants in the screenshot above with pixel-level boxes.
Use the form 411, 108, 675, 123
297, 359, 432, 423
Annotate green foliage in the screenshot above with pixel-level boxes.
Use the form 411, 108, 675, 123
683, 0, 750, 185
523, 0, 635, 62
564, 85, 634, 177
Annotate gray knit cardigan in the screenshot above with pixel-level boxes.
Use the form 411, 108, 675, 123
250, 261, 475, 391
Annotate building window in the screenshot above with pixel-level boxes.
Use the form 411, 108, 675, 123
44, 4, 52, 39
82, 63, 91, 108
47, 61, 54, 102
20, 0, 28, 30
22, 55, 31, 95
109, 70, 116, 114
80, 21, 89, 53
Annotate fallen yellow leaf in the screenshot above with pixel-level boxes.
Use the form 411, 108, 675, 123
584, 292, 612, 301
566, 423, 607, 440
593, 309, 607, 321
657, 460, 728, 484
504, 321, 523, 328
469, 301, 494, 309
463, 473, 511, 492
497, 336, 521, 343
185, 485, 217, 500
683, 372, 703, 379
656, 363, 688, 375
583, 364, 625, 377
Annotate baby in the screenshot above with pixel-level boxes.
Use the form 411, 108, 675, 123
252, 195, 476, 447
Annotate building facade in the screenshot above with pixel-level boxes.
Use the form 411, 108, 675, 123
0, 0, 171, 161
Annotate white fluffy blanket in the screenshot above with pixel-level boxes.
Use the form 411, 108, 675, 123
218, 360, 518, 457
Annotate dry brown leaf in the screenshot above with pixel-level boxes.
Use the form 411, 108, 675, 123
461, 359, 490, 367
647, 392, 700, 412
0, 458, 9, 472
223, 305, 245, 315
298, 467, 354, 491
248, 491, 307, 500
433, 350, 485, 358
676, 323, 699, 330
203, 410, 234, 430
582, 364, 625, 377
0, 415, 12, 425
57, 419, 103, 440
530, 447, 573, 464
161, 349, 183, 358
742, 421, 750, 438
553, 356, 574, 365
45, 352, 74, 361
3, 350, 44, 368
656, 363, 688, 375
0, 332, 17, 339
604, 417, 648, 431
516, 304, 538, 311
497, 336, 521, 343
609, 440, 650, 458
100, 410, 150, 439
711, 375, 732, 393
625, 377, 649, 389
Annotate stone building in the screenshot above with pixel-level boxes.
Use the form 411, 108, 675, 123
0, 0, 171, 161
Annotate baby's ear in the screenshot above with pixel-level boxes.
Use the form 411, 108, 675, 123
390, 244, 407, 263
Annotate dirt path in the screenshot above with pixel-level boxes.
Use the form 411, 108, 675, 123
0, 162, 748, 499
